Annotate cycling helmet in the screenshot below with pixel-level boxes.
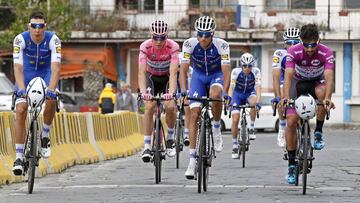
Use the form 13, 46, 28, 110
295, 94, 317, 120
150, 20, 168, 36
283, 27, 300, 41
195, 16, 216, 32
240, 53, 255, 66
26, 77, 46, 109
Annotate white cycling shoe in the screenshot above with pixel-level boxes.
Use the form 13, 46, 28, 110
185, 162, 196, 179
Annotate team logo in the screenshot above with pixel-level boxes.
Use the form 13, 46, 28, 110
193, 91, 198, 97
273, 57, 279, 63
275, 50, 282, 56
327, 58, 335, 64
13, 46, 20, 54
151, 54, 156, 59
54, 38, 60, 45
184, 41, 191, 48
184, 53, 191, 59
56, 46, 61, 53
221, 43, 228, 50
221, 54, 229, 60
14, 37, 22, 46
311, 59, 320, 66
286, 56, 293, 62
301, 60, 307, 65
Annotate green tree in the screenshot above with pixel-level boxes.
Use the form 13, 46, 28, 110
0, 0, 75, 51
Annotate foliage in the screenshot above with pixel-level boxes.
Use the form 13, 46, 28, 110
0, 0, 75, 51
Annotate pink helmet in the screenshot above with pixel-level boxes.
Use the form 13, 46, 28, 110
150, 20, 168, 36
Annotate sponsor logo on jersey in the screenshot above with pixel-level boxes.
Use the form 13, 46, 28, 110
13, 46, 20, 54
286, 56, 293, 62
327, 58, 335, 64
56, 46, 61, 53
221, 54, 229, 60
221, 43, 229, 50
273, 57, 279, 63
275, 50, 282, 56
14, 37, 22, 46
311, 59, 320, 66
184, 53, 191, 59
54, 38, 60, 45
184, 41, 191, 48
301, 60, 307, 65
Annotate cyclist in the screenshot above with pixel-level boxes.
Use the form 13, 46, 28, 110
138, 20, 179, 162
228, 53, 261, 159
272, 27, 300, 149
283, 24, 335, 184
179, 16, 231, 179
12, 11, 61, 175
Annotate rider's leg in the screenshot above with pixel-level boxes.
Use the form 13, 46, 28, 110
164, 100, 176, 140
231, 112, 240, 159
285, 113, 299, 184
183, 105, 190, 145
277, 85, 286, 147
248, 95, 257, 140
40, 99, 56, 158
210, 85, 223, 152
314, 83, 326, 150
143, 101, 156, 149
185, 106, 201, 178
13, 101, 28, 175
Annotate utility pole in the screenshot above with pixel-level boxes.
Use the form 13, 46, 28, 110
155, 0, 158, 18
327, 0, 330, 31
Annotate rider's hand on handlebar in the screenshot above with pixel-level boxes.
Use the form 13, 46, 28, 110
16, 89, 27, 98
141, 92, 153, 101
271, 96, 281, 105
162, 93, 173, 100
45, 89, 57, 100
324, 98, 335, 111
255, 102, 262, 111
223, 93, 232, 107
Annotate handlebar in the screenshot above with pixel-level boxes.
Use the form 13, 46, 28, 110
227, 104, 259, 119
282, 99, 330, 120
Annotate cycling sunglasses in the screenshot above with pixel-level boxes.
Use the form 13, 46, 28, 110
242, 64, 253, 68
302, 40, 319, 48
152, 34, 167, 41
285, 39, 300, 45
197, 31, 213, 38
30, 23, 45, 29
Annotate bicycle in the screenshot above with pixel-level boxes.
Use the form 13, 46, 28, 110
11, 89, 59, 194
138, 92, 171, 184
186, 96, 225, 193
272, 100, 288, 161
174, 95, 185, 169
228, 104, 259, 168
283, 98, 330, 195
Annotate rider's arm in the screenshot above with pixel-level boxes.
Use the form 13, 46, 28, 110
272, 51, 282, 98
324, 51, 335, 101
228, 68, 237, 98
222, 64, 231, 93
219, 40, 231, 93
180, 40, 192, 93
48, 34, 62, 91
254, 67, 262, 103
180, 63, 189, 93
168, 44, 180, 94
13, 34, 26, 90
138, 43, 148, 93
284, 52, 295, 99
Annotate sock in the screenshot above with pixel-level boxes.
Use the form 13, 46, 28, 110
250, 121, 255, 129
232, 138, 238, 149
144, 135, 151, 149
212, 120, 221, 136
167, 128, 174, 140
15, 144, 24, 160
315, 120, 324, 133
41, 124, 50, 139
288, 150, 296, 166
189, 148, 196, 165
183, 128, 189, 139
279, 119, 286, 130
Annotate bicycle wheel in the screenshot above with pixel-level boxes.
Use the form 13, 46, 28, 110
28, 120, 38, 194
203, 125, 211, 192
175, 118, 182, 169
197, 119, 206, 193
154, 117, 162, 184
241, 119, 247, 168
302, 121, 310, 195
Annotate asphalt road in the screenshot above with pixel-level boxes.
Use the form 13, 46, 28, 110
0, 129, 359, 203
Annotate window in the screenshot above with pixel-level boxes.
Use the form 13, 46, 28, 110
143, 0, 163, 12
265, 0, 315, 10
116, 0, 138, 10
344, 0, 360, 9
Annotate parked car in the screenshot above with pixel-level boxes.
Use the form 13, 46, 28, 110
220, 92, 279, 132
0, 72, 15, 111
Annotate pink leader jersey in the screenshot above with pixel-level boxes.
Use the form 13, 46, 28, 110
138, 39, 179, 76
285, 43, 335, 80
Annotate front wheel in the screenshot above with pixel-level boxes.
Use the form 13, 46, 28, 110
197, 119, 206, 193
302, 121, 310, 195
175, 119, 182, 169
28, 120, 38, 194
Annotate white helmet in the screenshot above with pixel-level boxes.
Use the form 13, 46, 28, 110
240, 53, 255, 66
283, 27, 300, 41
195, 16, 216, 32
295, 94, 317, 120
26, 77, 46, 109
150, 20, 168, 35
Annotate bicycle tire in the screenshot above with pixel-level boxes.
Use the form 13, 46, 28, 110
154, 116, 161, 184
28, 120, 37, 194
302, 121, 310, 195
203, 125, 210, 192
197, 119, 206, 193
241, 119, 247, 168
175, 119, 182, 169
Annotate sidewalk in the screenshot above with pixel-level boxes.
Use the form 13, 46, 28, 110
326, 122, 360, 131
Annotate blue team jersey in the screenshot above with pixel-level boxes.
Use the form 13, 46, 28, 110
272, 48, 287, 85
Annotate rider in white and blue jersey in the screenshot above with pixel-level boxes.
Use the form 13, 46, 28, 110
179, 16, 231, 179
228, 53, 261, 159
272, 27, 300, 149
12, 11, 61, 175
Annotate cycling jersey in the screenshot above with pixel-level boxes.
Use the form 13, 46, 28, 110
139, 39, 179, 76
181, 37, 230, 75
176, 66, 193, 93
13, 31, 61, 86
285, 43, 335, 81
272, 48, 287, 85
230, 67, 261, 94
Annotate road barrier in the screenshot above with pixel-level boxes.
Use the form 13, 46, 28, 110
0, 111, 144, 185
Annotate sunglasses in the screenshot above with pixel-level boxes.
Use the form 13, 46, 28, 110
285, 39, 300, 45
242, 64, 253, 68
197, 31, 213, 38
152, 34, 166, 41
30, 23, 45, 29
302, 41, 319, 48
